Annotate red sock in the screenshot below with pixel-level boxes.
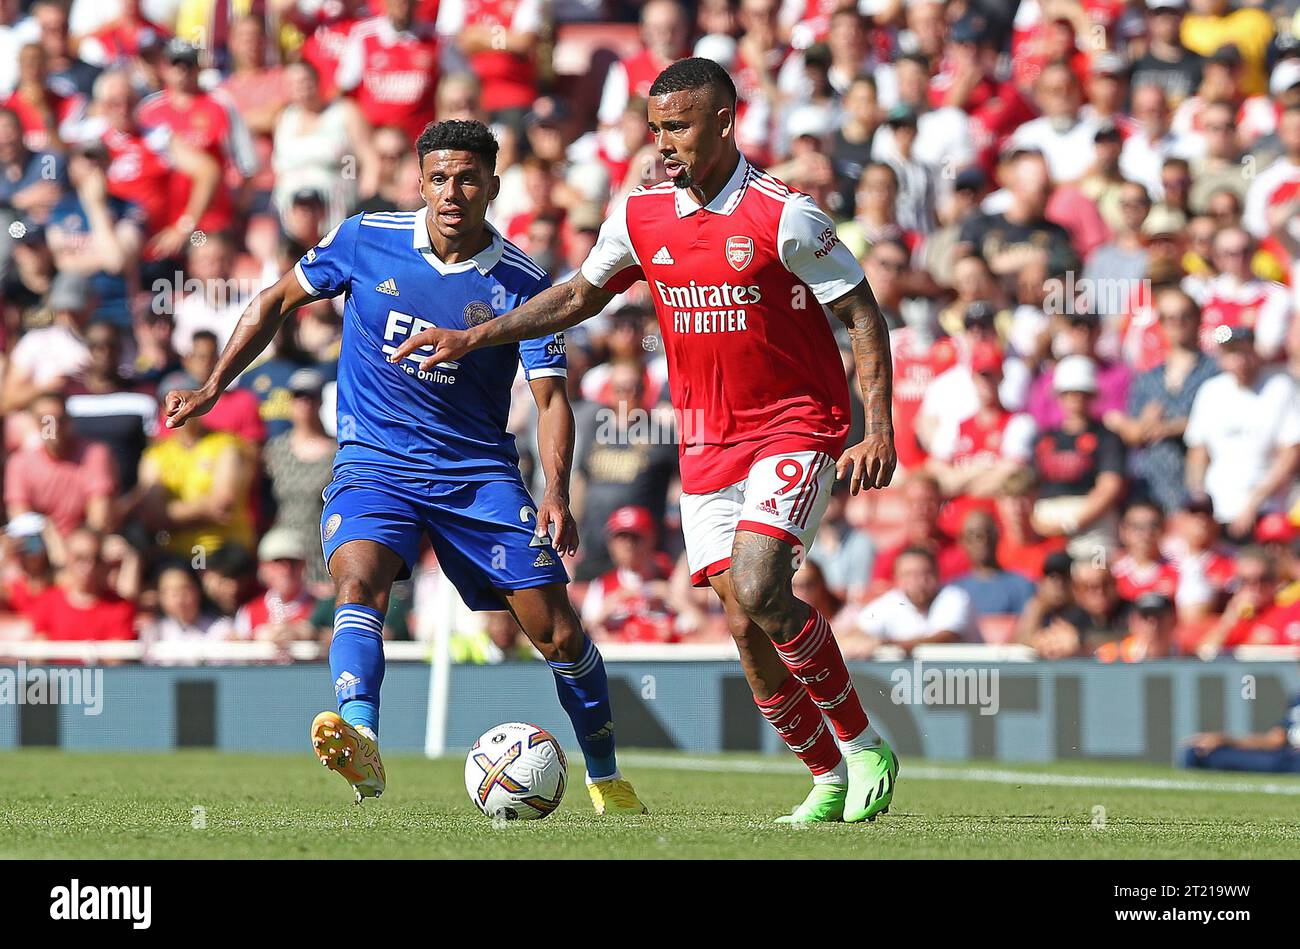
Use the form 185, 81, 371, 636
773, 607, 870, 743
754, 676, 842, 775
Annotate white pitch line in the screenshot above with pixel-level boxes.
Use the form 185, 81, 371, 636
618, 753, 1300, 796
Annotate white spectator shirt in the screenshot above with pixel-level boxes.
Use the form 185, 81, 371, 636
1119, 129, 1204, 200
1006, 115, 1101, 183
9, 325, 89, 386
856, 586, 978, 644
1184, 369, 1300, 522
917, 360, 1032, 449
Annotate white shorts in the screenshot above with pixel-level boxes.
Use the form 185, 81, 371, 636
680, 450, 837, 587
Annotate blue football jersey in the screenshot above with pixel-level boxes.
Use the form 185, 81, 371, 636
293, 210, 566, 481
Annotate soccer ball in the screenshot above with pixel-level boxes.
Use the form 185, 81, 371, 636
464, 722, 568, 820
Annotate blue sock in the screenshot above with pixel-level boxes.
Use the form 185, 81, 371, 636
330, 604, 385, 737
547, 637, 618, 780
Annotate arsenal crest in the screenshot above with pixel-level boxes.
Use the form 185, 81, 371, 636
726, 236, 754, 272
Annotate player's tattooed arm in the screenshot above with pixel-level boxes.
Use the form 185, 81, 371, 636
529, 377, 580, 556
389, 274, 616, 371
163, 269, 315, 429
829, 279, 897, 494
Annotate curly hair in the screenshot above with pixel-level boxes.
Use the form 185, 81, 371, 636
415, 119, 499, 170
648, 56, 737, 106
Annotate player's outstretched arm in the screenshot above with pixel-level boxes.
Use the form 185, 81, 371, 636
388, 272, 616, 371
164, 269, 316, 429
829, 279, 897, 494
529, 376, 579, 556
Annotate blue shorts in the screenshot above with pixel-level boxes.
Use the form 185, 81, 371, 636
320, 467, 568, 610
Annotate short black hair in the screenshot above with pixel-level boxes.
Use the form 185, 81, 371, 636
415, 119, 499, 171
205, 543, 255, 579
648, 57, 737, 107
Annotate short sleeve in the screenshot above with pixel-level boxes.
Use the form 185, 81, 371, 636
294, 215, 361, 299
1002, 413, 1037, 462
1096, 428, 1125, 475
518, 275, 568, 380
1184, 384, 1211, 448
777, 194, 864, 304
857, 594, 890, 638
930, 585, 975, 639
579, 196, 640, 289
512, 0, 542, 33
1276, 379, 1300, 447
334, 29, 364, 92
435, 0, 464, 32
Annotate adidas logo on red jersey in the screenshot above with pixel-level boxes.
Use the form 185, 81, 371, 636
651, 246, 674, 265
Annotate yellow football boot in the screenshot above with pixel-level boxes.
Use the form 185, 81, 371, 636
311, 711, 386, 804
586, 776, 648, 815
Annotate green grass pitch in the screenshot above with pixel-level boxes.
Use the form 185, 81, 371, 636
2, 750, 1297, 859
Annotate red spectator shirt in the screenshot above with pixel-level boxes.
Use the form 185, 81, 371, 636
136, 90, 257, 234
104, 125, 178, 236
579, 158, 863, 493
438, 0, 539, 113
83, 18, 171, 65
1222, 600, 1300, 648
582, 561, 676, 644
301, 15, 363, 101
995, 531, 1066, 580
891, 329, 954, 470
29, 587, 136, 641
337, 15, 441, 144
1195, 274, 1291, 359
235, 589, 316, 638
622, 49, 673, 104
3, 89, 82, 153
1111, 553, 1180, 603
872, 534, 971, 585
4, 440, 117, 535
933, 408, 1035, 536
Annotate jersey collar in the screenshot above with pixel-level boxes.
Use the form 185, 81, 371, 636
673, 154, 750, 218
412, 210, 504, 275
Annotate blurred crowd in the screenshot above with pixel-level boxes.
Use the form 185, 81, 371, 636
1, 0, 1299, 663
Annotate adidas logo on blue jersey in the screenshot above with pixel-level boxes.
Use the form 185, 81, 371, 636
376, 278, 399, 296
533, 549, 556, 568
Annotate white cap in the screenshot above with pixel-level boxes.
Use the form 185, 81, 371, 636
258, 527, 306, 562
1270, 59, 1300, 97
1053, 355, 1099, 394
1146, 0, 1185, 11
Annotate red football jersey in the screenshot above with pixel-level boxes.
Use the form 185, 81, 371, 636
337, 15, 441, 144
580, 158, 864, 493
136, 90, 257, 235
1111, 553, 1180, 603
103, 126, 177, 235
301, 16, 362, 101
1196, 274, 1291, 358
439, 0, 540, 113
